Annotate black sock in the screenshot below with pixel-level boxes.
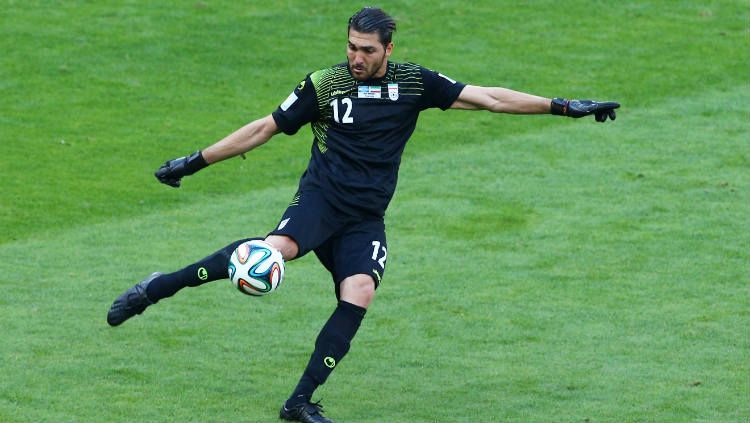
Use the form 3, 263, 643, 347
145, 237, 261, 302
287, 301, 367, 406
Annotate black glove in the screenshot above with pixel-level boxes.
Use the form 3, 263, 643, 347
154, 151, 208, 188
551, 98, 620, 122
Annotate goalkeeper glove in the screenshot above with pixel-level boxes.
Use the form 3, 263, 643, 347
154, 151, 208, 188
551, 98, 620, 122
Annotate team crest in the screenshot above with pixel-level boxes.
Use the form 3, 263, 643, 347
388, 83, 399, 101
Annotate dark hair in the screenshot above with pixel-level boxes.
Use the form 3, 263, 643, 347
348, 7, 396, 46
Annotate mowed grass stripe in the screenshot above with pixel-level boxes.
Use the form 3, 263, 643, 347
1, 85, 747, 422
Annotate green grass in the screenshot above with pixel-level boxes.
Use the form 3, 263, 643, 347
1, 1, 748, 422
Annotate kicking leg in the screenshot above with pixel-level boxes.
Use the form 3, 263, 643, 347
106, 237, 260, 326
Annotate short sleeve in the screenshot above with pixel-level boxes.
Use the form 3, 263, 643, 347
419, 67, 466, 111
271, 75, 320, 135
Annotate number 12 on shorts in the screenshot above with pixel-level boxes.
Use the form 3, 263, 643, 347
371, 241, 387, 268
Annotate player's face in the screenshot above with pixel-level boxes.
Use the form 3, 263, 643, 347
347, 29, 393, 81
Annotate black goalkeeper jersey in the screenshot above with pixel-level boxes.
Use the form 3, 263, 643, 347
271, 61, 465, 217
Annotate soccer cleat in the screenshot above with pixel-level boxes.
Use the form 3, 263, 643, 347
279, 398, 334, 423
106, 272, 160, 326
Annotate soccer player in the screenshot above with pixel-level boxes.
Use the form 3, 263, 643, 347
107, 7, 619, 423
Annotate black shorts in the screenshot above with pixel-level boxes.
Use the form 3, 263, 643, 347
268, 190, 387, 289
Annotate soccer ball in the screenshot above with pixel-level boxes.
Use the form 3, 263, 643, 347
228, 240, 285, 296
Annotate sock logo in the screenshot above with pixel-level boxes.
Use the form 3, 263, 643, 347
197, 267, 208, 281
323, 356, 336, 368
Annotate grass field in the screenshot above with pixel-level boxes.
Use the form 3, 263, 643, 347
1, 1, 748, 422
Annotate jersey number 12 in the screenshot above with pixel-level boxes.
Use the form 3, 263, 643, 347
371, 241, 387, 268
330, 98, 354, 124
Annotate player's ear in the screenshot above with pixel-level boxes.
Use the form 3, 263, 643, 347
384, 42, 393, 58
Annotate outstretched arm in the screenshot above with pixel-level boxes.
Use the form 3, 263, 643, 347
451, 85, 619, 122
202, 115, 280, 164
155, 114, 281, 188
451, 85, 551, 114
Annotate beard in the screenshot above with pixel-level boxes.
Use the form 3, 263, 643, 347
348, 56, 386, 81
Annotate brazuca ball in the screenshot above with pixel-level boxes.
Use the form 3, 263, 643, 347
228, 240, 285, 296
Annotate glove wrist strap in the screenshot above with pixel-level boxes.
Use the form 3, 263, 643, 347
550, 98, 569, 116
184, 151, 209, 175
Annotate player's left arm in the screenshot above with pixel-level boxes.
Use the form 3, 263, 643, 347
451, 85, 620, 122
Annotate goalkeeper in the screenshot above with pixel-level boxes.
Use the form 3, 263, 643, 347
107, 7, 619, 423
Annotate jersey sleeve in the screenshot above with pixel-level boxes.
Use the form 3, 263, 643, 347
271, 74, 320, 135
419, 67, 466, 111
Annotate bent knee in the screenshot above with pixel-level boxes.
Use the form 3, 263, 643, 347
264, 235, 298, 261
340, 274, 376, 308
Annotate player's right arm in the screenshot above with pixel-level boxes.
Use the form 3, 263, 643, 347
155, 71, 319, 188
202, 115, 280, 164
154, 115, 280, 188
